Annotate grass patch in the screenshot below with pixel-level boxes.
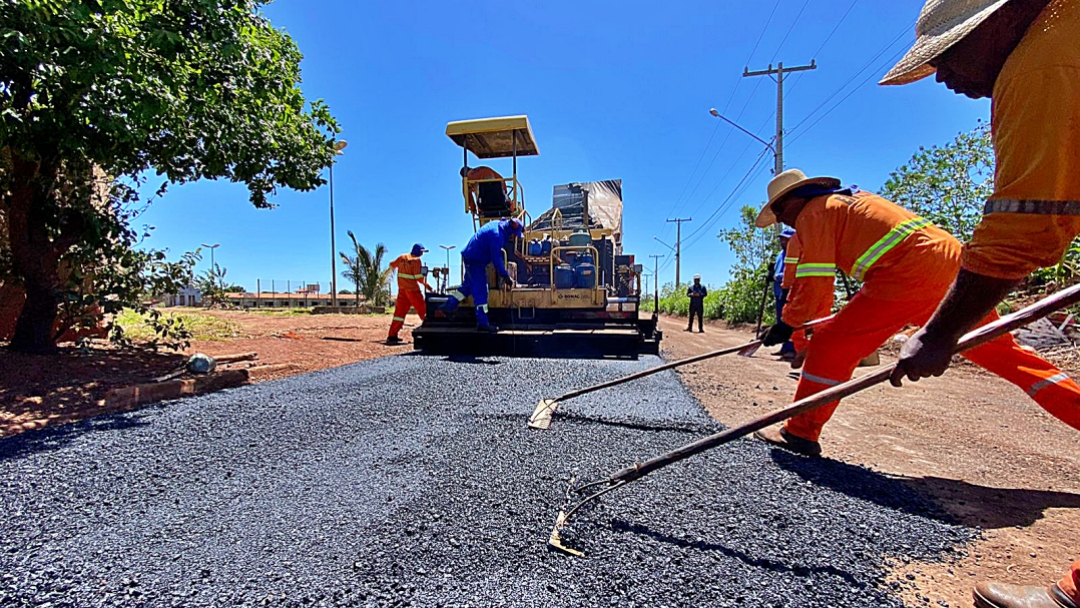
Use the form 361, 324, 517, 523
245, 308, 312, 317
115, 309, 243, 342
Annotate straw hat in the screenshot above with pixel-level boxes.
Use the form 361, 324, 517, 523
879, 0, 1010, 86
755, 169, 840, 228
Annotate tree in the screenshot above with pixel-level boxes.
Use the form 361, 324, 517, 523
0, 0, 339, 352
225, 285, 246, 293
714, 205, 779, 324
195, 263, 230, 308
340, 231, 392, 307
880, 123, 993, 242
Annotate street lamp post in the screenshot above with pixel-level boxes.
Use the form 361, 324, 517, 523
201, 242, 220, 300
329, 140, 348, 308
440, 244, 456, 285
709, 108, 777, 170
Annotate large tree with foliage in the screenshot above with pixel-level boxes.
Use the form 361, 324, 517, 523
715, 205, 779, 324
0, 0, 339, 352
880, 123, 993, 242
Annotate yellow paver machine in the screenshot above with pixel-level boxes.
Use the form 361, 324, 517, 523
413, 115, 662, 358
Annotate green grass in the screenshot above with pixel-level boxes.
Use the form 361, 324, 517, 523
245, 308, 312, 317
115, 309, 243, 342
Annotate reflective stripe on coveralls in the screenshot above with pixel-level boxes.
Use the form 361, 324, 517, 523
960, 0, 1080, 279
850, 217, 931, 280
388, 290, 427, 339
783, 290, 1080, 442
795, 263, 837, 278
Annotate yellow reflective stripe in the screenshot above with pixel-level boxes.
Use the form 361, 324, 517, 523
398, 274, 421, 280
795, 263, 836, 278
851, 217, 931, 280
783, 257, 799, 265
392, 316, 406, 322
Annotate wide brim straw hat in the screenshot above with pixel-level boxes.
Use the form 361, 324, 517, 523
755, 169, 841, 228
879, 0, 1010, 86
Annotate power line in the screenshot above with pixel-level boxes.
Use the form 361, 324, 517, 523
660, 0, 782, 237
786, 23, 911, 136
769, 0, 812, 64
785, 0, 861, 100
787, 45, 909, 146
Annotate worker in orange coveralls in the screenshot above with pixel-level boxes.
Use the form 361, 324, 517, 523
878, 0, 1080, 606
751, 169, 1080, 460
386, 244, 432, 345
461, 166, 514, 216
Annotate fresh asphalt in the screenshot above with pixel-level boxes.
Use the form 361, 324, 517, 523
0, 354, 973, 607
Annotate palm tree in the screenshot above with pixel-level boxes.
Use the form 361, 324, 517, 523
340, 231, 392, 307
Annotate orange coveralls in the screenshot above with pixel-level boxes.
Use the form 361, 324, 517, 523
958, 4, 1080, 598
961, 0, 1080, 279
779, 235, 823, 354
781, 191, 1080, 443
388, 254, 430, 339
465, 167, 514, 215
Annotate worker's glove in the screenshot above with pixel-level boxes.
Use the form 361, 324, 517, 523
498, 275, 513, 290
761, 321, 794, 346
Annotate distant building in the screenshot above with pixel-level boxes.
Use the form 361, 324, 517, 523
224, 292, 363, 309
164, 286, 202, 307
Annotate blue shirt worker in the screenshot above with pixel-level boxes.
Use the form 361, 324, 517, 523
773, 227, 797, 359
686, 275, 708, 333
440, 218, 524, 332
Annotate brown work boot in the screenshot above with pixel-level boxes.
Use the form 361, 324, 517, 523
790, 349, 807, 370
973, 583, 1078, 608
753, 426, 822, 457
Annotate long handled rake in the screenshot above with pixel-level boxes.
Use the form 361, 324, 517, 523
547, 283, 1080, 556
527, 315, 835, 430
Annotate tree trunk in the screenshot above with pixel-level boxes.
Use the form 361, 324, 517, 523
5, 156, 64, 353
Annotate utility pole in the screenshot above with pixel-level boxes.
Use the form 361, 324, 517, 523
743, 60, 816, 175
648, 254, 664, 312
665, 218, 691, 288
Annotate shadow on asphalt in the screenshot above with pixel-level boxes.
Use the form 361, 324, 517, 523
0, 412, 152, 463
609, 519, 862, 586
771, 451, 1080, 530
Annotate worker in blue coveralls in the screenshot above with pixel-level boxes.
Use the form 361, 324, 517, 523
440, 218, 524, 332
773, 227, 797, 360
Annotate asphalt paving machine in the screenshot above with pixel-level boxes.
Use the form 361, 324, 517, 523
413, 115, 661, 358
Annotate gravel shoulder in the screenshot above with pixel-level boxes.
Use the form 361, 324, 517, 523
2, 350, 974, 607
658, 314, 1080, 608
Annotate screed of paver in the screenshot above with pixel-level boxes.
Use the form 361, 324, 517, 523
1, 354, 973, 607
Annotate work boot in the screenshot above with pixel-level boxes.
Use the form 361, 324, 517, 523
753, 426, 822, 457
973, 582, 1077, 608
684, 327, 692, 332
385, 336, 403, 345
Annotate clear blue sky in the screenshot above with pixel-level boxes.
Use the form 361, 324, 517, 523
137, 0, 990, 293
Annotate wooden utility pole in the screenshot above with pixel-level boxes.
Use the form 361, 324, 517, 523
666, 217, 692, 288
743, 60, 816, 175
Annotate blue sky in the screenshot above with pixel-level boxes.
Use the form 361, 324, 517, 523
137, 0, 990, 293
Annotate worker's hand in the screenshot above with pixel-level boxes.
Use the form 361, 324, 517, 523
498, 275, 513, 290
761, 321, 794, 347
890, 327, 955, 387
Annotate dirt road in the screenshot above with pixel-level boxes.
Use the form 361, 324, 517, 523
658, 315, 1080, 608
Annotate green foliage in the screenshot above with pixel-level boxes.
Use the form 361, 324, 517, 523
195, 263, 231, 307
714, 264, 773, 325
225, 285, 246, 293
0, 0, 339, 351
340, 231, 392, 307
880, 123, 993, 242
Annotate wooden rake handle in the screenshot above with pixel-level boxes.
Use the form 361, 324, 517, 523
592, 282, 1080, 488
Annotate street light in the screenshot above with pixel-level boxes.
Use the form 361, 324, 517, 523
708, 108, 777, 168
201, 243, 220, 296
329, 140, 347, 308
439, 244, 457, 286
